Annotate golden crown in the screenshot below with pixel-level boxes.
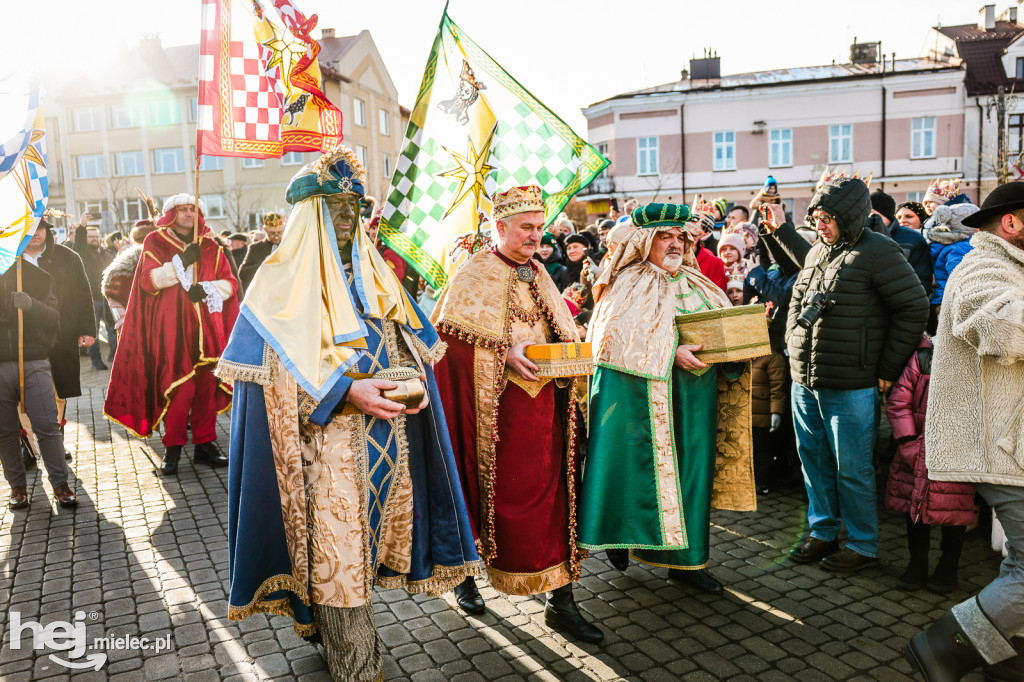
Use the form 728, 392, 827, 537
925, 178, 961, 203
491, 185, 545, 221
816, 167, 872, 192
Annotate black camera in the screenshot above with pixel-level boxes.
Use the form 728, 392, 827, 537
796, 291, 833, 329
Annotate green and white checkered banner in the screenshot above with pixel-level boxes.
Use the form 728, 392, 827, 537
379, 11, 609, 289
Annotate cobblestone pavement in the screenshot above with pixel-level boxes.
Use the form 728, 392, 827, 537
0, 371, 1006, 681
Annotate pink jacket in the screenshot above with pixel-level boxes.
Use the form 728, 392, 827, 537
884, 336, 975, 526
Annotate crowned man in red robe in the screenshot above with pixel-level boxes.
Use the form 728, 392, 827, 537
432, 185, 602, 643
104, 194, 239, 475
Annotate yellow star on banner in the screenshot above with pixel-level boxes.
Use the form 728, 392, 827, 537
439, 125, 496, 219
261, 20, 304, 91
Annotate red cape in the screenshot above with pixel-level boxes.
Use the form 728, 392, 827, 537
104, 226, 239, 437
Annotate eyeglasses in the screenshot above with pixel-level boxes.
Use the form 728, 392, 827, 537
811, 213, 836, 225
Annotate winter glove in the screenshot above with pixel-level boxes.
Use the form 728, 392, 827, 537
187, 284, 207, 303
10, 291, 32, 311
770, 413, 783, 433
180, 243, 202, 268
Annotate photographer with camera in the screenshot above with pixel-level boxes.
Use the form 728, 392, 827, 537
768, 176, 928, 573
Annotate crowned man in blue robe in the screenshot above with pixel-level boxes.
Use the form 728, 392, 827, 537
218, 146, 480, 681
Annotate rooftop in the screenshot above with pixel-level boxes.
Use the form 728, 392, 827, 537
593, 57, 961, 106
936, 21, 1024, 96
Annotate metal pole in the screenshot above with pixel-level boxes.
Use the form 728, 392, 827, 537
16, 258, 25, 413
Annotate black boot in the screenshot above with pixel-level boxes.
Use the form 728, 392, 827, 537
545, 584, 603, 643
983, 637, 1024, 681
453, 576, 485, 615
669, 568, 724, 595
905, 609, 986, 682
194, 441, 228, 467
927, 525, 965, 595
606, 548, 629, 571
161, 446, 181, 476
899, 517, 931, 591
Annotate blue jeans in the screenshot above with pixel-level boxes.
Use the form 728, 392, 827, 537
792, 382, 881, 557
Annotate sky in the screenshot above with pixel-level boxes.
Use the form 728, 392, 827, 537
8, 0, 985, 132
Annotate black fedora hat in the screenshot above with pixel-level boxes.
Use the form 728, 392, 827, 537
962, 182, 1024, 227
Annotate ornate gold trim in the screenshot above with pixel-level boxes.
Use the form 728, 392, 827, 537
487, 561, 572, 596
375, 561, 484, 596
215, 342, 278, 386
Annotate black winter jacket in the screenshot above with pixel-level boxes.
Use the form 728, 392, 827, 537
0, 260, 60, 362
785, 178, 929, 389
38, 229, 97, 398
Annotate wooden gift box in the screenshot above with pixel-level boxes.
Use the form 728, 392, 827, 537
524, 342, 595, 378
675, 304, 770, 363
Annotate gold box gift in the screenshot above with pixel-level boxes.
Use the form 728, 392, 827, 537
675, 304, 771, 363
524, 343, 595, 378
339, 367, 425, 414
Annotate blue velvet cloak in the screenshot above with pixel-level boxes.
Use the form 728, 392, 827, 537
221, 287, 479, 635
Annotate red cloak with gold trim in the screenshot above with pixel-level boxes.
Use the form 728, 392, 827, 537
104, 226, 239, 437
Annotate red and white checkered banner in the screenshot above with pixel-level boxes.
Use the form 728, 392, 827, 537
197, 0, 342, 159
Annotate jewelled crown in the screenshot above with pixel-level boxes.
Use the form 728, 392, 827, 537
924, 178, 962, 204
492, 185, 545, 221
816, 167, 872, 192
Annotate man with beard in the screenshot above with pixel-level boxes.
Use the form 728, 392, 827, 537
579, 203, 755, 594
104, 195, 239, 475
221, 147, 479, 681
432, 185, 602, 643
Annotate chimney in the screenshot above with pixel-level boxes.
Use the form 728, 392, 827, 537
321, 27, 335, 38
979, 4, 996, 30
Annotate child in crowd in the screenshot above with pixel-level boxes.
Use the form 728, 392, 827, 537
884, 335, 974, 593
717, 232, 748, 278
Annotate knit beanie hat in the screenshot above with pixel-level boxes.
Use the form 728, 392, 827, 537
713, 197, 728, 218
925, 203, 980, 245
717, 232, 747, 258
565, 234, 590, 248
540, 232, 557, 247
895, 201, 928, 226
870, 189, 896, 222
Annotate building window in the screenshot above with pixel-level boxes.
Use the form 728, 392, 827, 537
242, 157, 264, 168
596, 142, 610, 179
79, 201, 107, 221
911, 117, 936, 158
713, 131, 735, 171
149, 100, 182, 126
829, 124, 852, 163
1017, 57, 1024, 80
201, 194, 225, 219
73, 107, 102, 132
75, 154, 106, 179
153, 147, 185, 174
379, 108, 391, 136
197, 154, 223, 171
356, 145, 369, 171
382, 153, 393, 178
120, 198, 147, 223
247, 211, 268, 230
354, 99, 367, 127
637, 137, 658, 176
906, 191, 925, 202
281, 151, 304, 165
114, 151, 144, 177
769, 128, 793, 167
1010, 114, 1024, 156
110, 103, 143, 129
189, 97, 199, 123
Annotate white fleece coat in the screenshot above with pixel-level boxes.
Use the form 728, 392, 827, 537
925, 231, 1024, 486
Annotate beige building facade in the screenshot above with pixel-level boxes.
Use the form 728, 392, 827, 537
44, 29, 408, 234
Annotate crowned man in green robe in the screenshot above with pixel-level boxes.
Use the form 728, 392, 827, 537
578, 203, 756, 594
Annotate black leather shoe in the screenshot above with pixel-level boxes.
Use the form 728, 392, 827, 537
905, 609, 985, 682
982, 637, 1024, 682
820, 547, 879, 573
545, 585, 603, 643
454, 576, 485, 615
669, 568, 723, 595
161, 446, 181, 476
194, 442, 228, 467
8, 486, 29, 510
790, 537, 840, 564
607, 548, 629, 571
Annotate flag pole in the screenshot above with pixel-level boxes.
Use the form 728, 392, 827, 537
193, 155, 202, 245
16, 258, 25, 413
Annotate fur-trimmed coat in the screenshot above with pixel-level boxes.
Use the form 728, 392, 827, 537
101, 244, 142, 308
925, 231, 1024, 487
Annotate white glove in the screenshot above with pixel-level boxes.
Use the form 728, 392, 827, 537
770, 413, 783, 433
